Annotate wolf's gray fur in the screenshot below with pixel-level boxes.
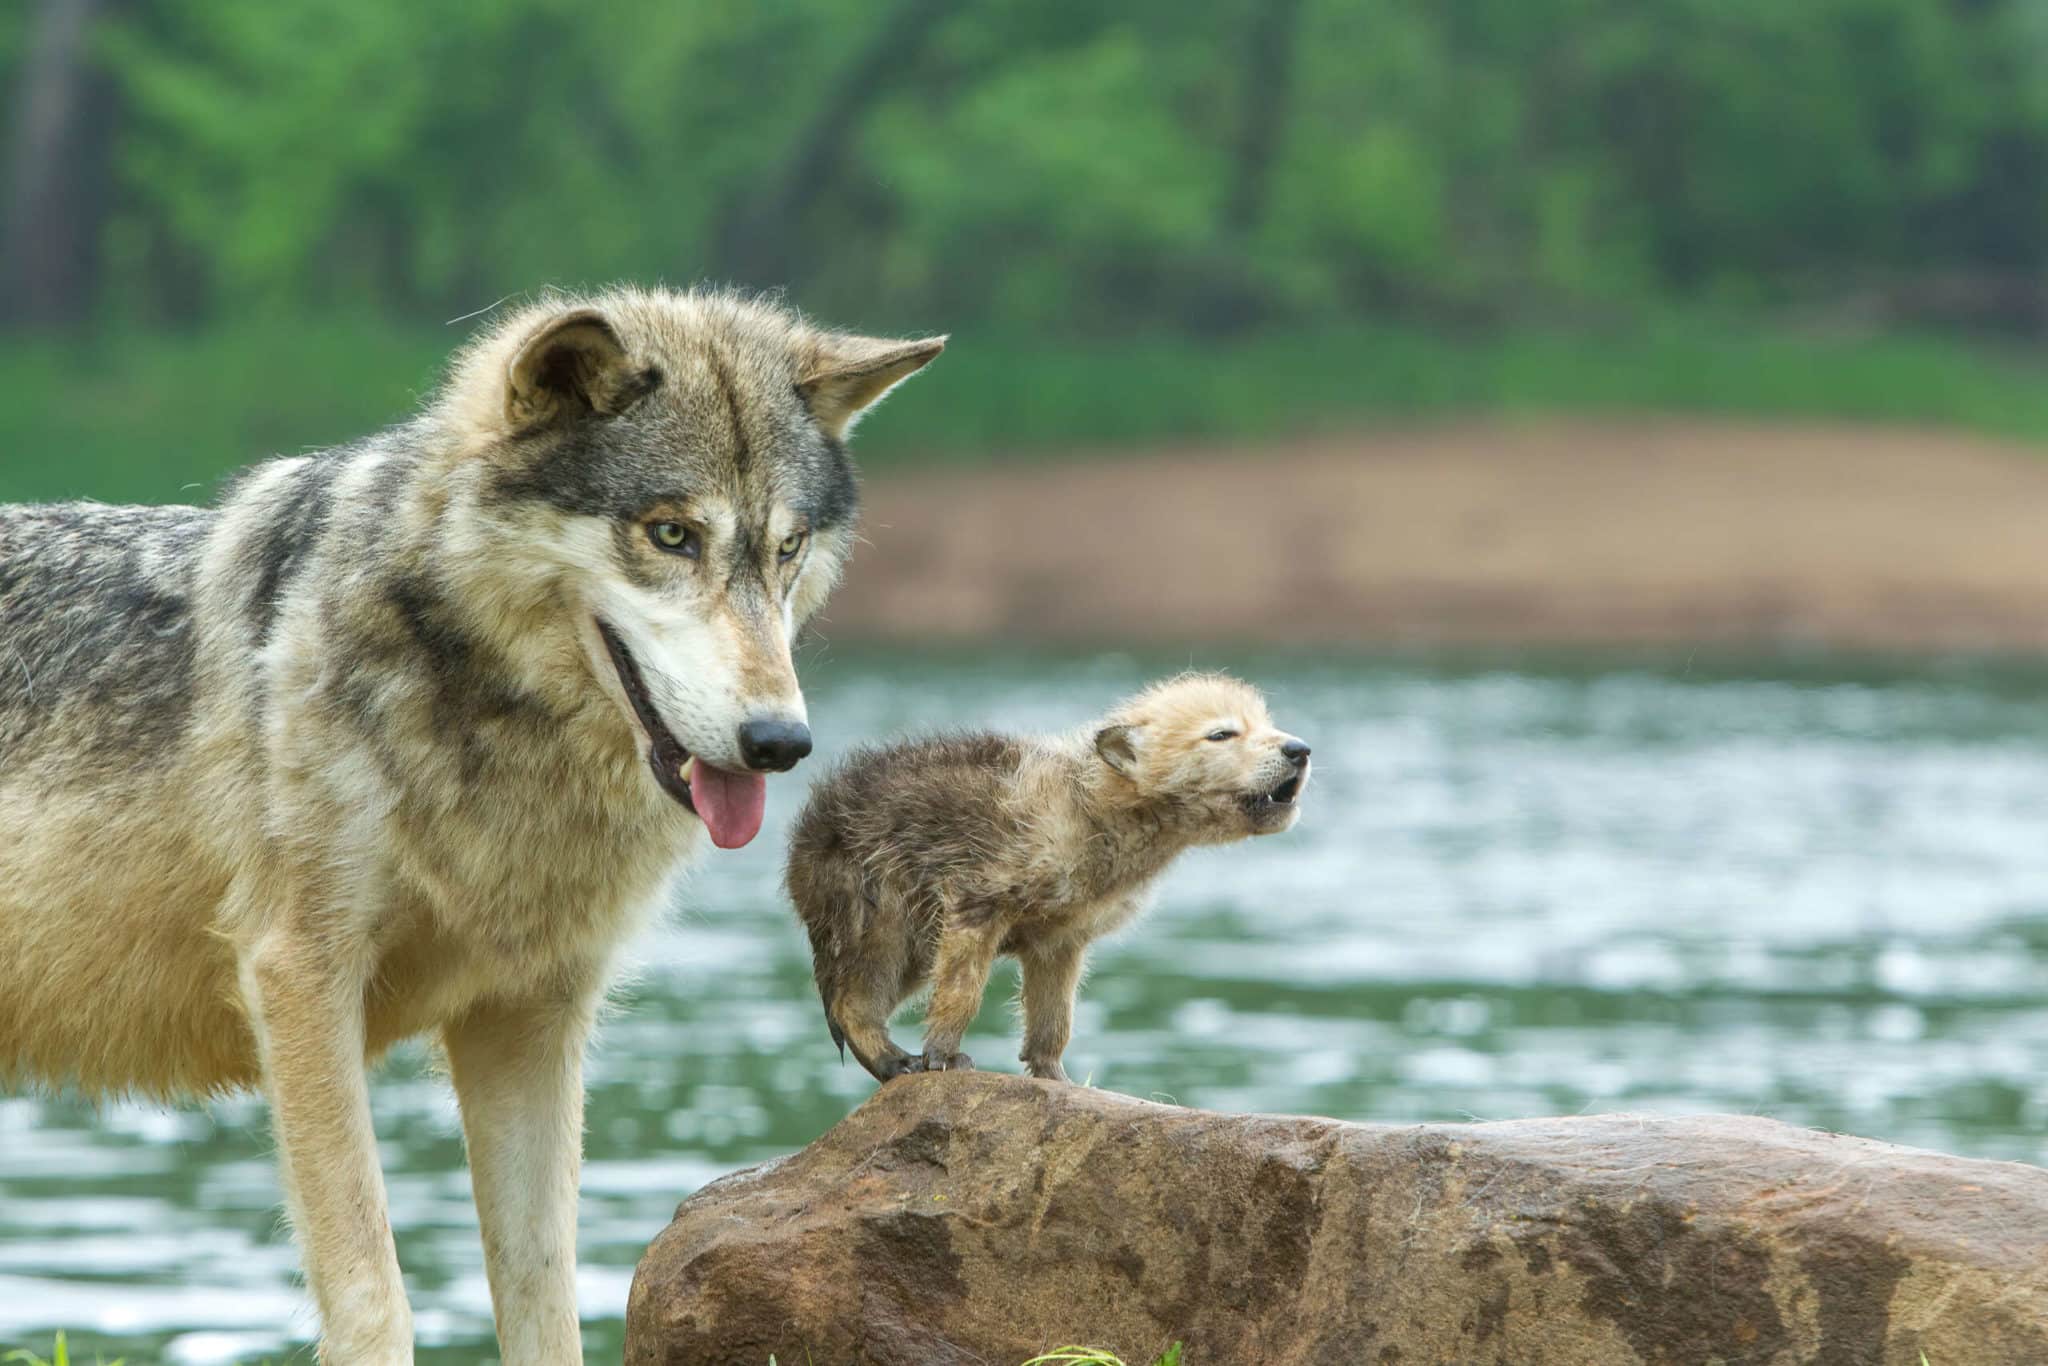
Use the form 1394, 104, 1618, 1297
1, 502, 208, 764
0, 285, 942, 1364
786, 674, 1309, 1086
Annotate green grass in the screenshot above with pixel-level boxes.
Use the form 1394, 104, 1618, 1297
2, 316, 2045, 507
763, 1347, 1182, 1366
879, 320, 2048, 461
0, 319, 453, 506
5, 1332, 125, 1366
1019, 1347, 1183, 1366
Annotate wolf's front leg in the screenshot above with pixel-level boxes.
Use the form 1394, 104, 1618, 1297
920, 920, 1006, 1071
240, 930, 413, 1364
1018, 940, 1086, 1083
444, 992, 597, 1366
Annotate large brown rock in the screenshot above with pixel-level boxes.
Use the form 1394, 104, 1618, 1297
626, 1073, 2048, 1366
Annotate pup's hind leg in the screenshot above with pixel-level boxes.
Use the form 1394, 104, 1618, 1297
824, 921, 924, 1083
830, 975, 920, 1083
797, 866, 923, 1083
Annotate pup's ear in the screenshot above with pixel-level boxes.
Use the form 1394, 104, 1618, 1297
1094, 723, 1139, 777
506, 308, 643, 430
798, 333, 946, 439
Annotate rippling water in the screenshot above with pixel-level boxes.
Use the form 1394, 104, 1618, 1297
6, 647, 2047, 1363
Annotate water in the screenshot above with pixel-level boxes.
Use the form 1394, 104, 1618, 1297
6, 647, 2048, 1363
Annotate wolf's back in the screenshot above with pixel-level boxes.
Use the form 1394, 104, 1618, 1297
0, 501, 216, 770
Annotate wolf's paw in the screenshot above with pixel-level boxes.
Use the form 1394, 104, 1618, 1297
921, 1050, 975, 1073
1024, 1059, 1071, 1084
870, 1049, 924, 1082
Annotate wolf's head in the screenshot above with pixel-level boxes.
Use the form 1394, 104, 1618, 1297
435, 287, 942, 849
1090, 674, 1311, 841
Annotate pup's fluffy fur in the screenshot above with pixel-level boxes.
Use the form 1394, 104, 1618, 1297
0, 285, 942, 1364
787, 674, 1311, 1083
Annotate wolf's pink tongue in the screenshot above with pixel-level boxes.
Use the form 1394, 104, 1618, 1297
688, 761, 767, 850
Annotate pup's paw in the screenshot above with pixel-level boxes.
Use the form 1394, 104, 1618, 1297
872, 1050, 924, 1081
1024, 1059, 1071, 1084
921, 1050, 975, 1073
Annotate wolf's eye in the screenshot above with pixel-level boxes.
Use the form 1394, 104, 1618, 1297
1206, 729, 1240, 743
649, 522, 699, 558
778, 530, 807, 562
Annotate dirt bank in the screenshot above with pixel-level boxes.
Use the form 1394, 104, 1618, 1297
827, 418, 2048, 650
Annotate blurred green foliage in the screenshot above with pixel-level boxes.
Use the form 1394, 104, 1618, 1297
10, 0, 2046, 333
3, 0, 2047, 502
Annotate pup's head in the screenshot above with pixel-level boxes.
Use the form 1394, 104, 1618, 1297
1091, 674, 1310, 840
437, 287, 943, 850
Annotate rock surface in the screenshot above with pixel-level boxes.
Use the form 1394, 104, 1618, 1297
626, 1072, 2048, 1366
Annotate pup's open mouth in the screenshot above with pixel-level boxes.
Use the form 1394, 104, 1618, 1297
1242, 772, 1305, 815
596, 619, 766, 850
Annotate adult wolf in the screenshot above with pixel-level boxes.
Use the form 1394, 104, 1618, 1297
0, 287, 943, 1363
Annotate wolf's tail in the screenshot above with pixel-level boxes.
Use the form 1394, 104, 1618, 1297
806, 926, 849, 1064
820, 993, 849, 1063
787, 838, 862, 1066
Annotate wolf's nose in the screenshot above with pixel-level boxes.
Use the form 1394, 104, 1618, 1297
1281, 739, 1311, 766
738, 719, 813, 773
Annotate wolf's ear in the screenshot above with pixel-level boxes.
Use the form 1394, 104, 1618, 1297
506, 308, 641, 430
798, 334, 946, 439
1094, 723, 1140, 777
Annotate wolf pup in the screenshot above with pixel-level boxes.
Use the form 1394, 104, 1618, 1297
0, 287, 942, 1364
788, 673, 1309, 1084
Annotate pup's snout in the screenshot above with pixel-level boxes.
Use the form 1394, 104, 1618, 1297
738, 718, 813, 773
1280, 738, 1312, 767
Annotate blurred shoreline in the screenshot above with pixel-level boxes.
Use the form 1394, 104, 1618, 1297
825, 417, 2048, 654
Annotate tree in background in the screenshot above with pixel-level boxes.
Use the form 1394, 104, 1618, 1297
3, 0, 123, 326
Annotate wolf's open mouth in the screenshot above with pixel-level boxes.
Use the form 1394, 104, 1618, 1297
1242, 772, 1305, 815
594, 618, 769, 849
596, 619, 697, 812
